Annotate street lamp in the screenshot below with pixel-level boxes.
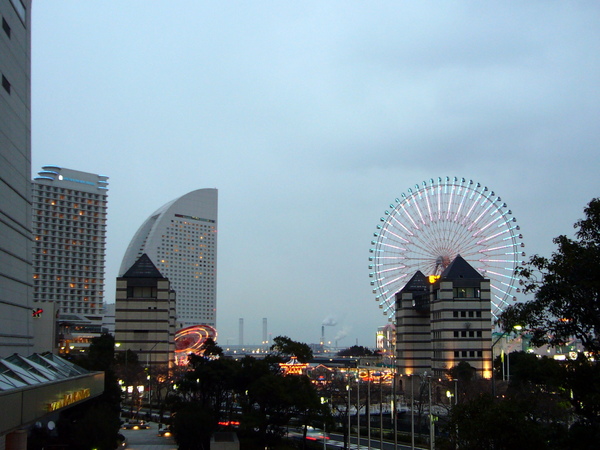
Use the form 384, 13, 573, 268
428, 376, 434, 450
347, 381, 351, 450
320, 397, 327, 450
410, 374, 415, 450
491, 325, 522, 398
357, 374, 360, 450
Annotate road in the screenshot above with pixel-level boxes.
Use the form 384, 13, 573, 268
327, 432, 426, 450
120, 422, 177, 450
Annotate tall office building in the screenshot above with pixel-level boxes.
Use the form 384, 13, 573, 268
120, 189, 217, 330
0, 0, 33, 357
32, 167, 109, 317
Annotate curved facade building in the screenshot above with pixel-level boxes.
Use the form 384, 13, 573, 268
119, 189, 217, 330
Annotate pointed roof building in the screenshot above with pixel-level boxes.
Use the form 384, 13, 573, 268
441, 254, 484, 283
115, 254, 177, 368
122, 253, 164, 279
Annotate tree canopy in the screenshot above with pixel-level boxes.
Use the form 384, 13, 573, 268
337, 345, 374, 357
497, 198, 600, 439
499, 198, 600, 354
270, 335, 313, 362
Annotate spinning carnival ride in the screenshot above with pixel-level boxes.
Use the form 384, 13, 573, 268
174, 324, 217, 365
369, 177, 525, 321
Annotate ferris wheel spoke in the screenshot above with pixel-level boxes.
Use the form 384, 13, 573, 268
484, 270, 520, 284
379, 241, 408, 252
479, 243, 518, 252
472, 212, 505, 237
389, 215, 416, 237
476, 226, 515, 244
381, 228, 411, 244
400, 202, 421, 231
370, 177, 523, 317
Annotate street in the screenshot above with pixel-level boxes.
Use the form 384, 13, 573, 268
120, 422, 177, 450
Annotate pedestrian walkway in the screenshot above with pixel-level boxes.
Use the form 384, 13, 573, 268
120, 422, 177, 450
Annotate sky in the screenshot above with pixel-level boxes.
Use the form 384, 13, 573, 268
31, 1, 600, 348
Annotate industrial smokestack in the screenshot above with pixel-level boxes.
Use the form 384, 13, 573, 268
263, 318, 268, 345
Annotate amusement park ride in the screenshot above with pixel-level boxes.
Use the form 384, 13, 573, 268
369, 176, 525, 322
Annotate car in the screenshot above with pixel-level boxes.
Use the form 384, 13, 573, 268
288, 426, 329, 442
123, 421, 150, 430
305, 426, 329, 441
157, 428, 172, 437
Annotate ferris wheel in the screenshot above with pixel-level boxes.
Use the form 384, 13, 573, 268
369, 177, 525, 321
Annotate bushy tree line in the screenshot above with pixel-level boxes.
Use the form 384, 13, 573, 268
169, 337, 329, 450
437, 199, 600, 449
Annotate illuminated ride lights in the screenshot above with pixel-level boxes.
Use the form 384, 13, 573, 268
174, 324, 217, 364
369, 177, 525, 321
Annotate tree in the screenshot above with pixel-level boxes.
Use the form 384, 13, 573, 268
286, 375, 331, 447
337, 345, 374, 357
317, 374, 352, 449
437, 395, 567, 450
200, 337, 223, 358
171, 403, 215, 450
499, 198, 600, 353
270, 335, 313, 362
114, 349, 146, 418
498, 198, 600, 440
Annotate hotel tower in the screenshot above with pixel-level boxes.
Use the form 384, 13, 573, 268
32, 167, 109, 317
120, 189, 218, 330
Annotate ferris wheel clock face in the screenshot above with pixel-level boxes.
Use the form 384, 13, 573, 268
369, 177, 525, 321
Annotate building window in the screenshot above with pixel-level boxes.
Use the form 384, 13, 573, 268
2, 17, 11, 38
2, 74, 10, 94
453, 287, 481, 298
128, 286, 157, 298
9, 0, 26, 24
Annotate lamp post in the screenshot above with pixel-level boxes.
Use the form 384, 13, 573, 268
453, 378, 458, 406
357, 374, 360, 450
145, 341, 160, 419
410, 374, 415, 450
379, 376, 383, 450
428, 376, 434, 450
347, 380, 351, 450
367, 370, 371, 450
491, 325, 522, 398
393, 371, 398, 450
320, 397, 327, 450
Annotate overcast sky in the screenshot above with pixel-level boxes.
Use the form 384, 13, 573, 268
31, 1, 600, 348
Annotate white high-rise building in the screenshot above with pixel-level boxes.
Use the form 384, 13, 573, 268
120, 189, 218, 330
0, 0, 33, 357
32, 166, 109, 316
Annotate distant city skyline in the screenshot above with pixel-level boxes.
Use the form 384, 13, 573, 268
31, 2, 600, 347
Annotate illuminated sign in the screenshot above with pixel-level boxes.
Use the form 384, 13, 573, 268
57, 175, 96, 187
47, 388, 91, 412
